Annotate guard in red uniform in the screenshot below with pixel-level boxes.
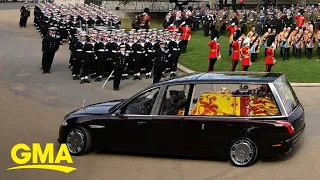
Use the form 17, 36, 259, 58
227, 23, 236, 56
240, 38, 251, 71
265, 44, 275, 72
179, 22, 192, 53
208, 34, 220, 72
231, 29, 241, 71
294, 12, 305, 28
141, 12, 151, 30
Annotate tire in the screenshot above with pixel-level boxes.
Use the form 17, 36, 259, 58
65, 126, 92, 156
228, 137, 258, 167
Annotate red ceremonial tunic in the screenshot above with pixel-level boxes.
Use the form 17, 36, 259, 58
173, 27, 179, 33
141, 15, 151, 24
265, 47, 274, 65
294, 15, 305, 27
166, 26, 174, 31
208, 41, 220, 58
227, 25, 236, 36
241, 46, 251, 65
180, 26, 192, 40
231, 41, 240, 60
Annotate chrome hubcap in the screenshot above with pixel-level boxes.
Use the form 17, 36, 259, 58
230, 140, 254, 166
66, 129, 85, 154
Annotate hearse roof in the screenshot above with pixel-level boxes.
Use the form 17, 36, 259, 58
156, 72, 284, 86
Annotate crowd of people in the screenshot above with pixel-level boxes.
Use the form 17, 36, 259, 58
24, 1, 320, 90
161, 3, 320, 72
31, 2, 193, 90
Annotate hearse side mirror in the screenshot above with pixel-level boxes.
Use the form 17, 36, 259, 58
114, 111, 127, 119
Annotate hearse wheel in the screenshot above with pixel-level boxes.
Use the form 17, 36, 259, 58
228, 137, 258, 167
66, 126, 92, 156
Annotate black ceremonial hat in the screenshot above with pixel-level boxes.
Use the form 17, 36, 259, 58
211, 29, 219, 40
233, 29, 241, 41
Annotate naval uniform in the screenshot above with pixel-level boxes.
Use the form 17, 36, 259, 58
95, 41, 109, 80
42, 34, 60, 73
113, 51, 127, 90
19, 5, 30, 27
73, 40, 86, 79
146, 41, 159, 78
168, 40, 182, 75
153, 48, 169, 84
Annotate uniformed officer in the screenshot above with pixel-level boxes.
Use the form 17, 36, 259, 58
208, 33, 220, 72
80, 34, 96, 84
145, 35, 159, 79
95, 34, 109, 82
113, 45, 128, 91
72, 32, 87, 80
41, 27, 60, 74
153, 42, 168, 84
19, 2, 30, 28
168, 33, 183, 77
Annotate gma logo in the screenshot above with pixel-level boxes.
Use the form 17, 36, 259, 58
7, 143, 77, 173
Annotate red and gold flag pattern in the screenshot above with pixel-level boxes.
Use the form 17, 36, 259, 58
176, 92, 280, 116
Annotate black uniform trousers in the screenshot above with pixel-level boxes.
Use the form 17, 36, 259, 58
208, 58, 217, 72
153, 65, 165, 84
97, 57, 107, 77
231, 60, 239, 71
170, 54, 179, 72
72, 57, 82, 75
80, 54, 94, 78
134, 54, 143, 74
19, 16, 28, 27
296, 48, 302, 58
42, 52, 55, 73
242, 65, 250, 71
113, 67, 124, 89
251, 53, 258, 62
181, 40, 188, 53
283, 48, 290, 60
146, 57, 154, 73
306, 48, 313, 59
266, 64, 273, 72
203, 25, 209, 36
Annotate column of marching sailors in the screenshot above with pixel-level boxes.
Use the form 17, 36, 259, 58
69, 28, 183, 90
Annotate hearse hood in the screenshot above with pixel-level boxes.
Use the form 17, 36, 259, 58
67, 99, 125, 116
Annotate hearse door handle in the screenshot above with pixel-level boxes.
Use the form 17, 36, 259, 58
201, 124, 205, 130
138, 121, 147, 125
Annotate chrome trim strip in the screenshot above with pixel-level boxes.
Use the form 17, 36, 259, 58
89, 125, 105, 128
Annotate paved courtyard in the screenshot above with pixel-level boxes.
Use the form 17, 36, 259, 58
1, 4, 320, 180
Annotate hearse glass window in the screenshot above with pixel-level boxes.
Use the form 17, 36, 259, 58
274, 76, 299, 113
188, 84, 280, 117
120, 88, 160, 115
160, 85, 190, 116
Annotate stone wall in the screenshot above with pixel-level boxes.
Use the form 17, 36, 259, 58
53, 0, 84, 5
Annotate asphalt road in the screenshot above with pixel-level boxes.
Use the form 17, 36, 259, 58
1, 6, 320, 180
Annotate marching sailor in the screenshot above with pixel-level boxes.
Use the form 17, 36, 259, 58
72, 32, 87, 80
168, 33, 183, 77
95, 34, 109, 82
153, 41, 169, 84
145, 35, 159, 79
19, 2, 30, 28
80, 34, 96, 84
113, 45, 128, 91
41, 27, 60, 74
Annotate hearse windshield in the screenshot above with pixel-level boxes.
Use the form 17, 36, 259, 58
273, 75, 299, 114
